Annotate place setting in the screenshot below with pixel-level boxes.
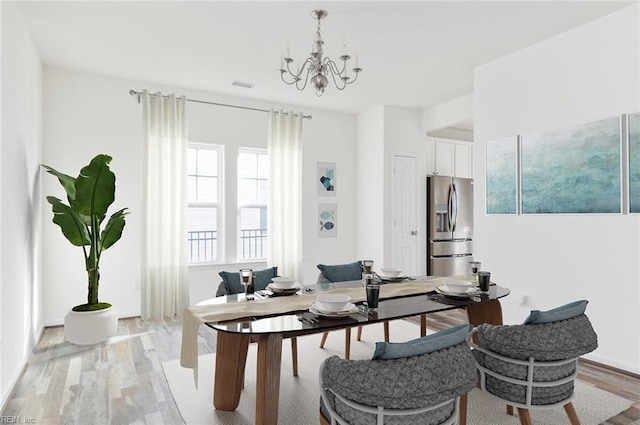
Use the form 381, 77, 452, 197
263, 277, 301, 297
375, 267, 412, 283
433, 261, 492, 299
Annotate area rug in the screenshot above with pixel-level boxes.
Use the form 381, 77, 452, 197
163, 320, 633, 425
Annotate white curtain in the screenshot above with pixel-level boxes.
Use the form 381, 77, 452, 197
141, 90, 189, 319
268, 110, 304, 283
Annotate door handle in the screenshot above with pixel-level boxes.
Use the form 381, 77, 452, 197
410, 230, 418, 236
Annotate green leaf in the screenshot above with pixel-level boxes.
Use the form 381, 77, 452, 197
46, 196, 91, 246
41, 165, 77, 201
74, 154, 115, 217
100, 208, 129, 251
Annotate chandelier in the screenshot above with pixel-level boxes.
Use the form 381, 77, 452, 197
279, 9, 362, 96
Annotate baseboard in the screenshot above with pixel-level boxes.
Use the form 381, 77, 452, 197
0, 325, 45, 415
579, 357, 640, 380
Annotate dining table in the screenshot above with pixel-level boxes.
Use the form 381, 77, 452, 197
180, 276, 510, 425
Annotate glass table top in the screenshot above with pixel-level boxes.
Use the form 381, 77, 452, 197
201, 279, 510, 336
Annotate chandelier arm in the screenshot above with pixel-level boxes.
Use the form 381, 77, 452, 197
330, 73, 348, 90
280, 72, 299, 86
295, 67, 313, 91
285, 58, 312, 80
324, 56, 347, 77
325, 58, 351, 90
345, 69, 361, 85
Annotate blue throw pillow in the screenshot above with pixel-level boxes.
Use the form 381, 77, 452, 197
372, 324, 472, 360
523, 300, 588, 325
219, 267, 278, 295
317, 261, 362, 282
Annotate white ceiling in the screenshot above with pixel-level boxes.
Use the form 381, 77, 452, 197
16, 1, 633, 115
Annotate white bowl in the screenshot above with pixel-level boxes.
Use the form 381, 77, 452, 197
380, 267, 402, 277
443, 279, 473, 293
271, 277, 297, 289
316, 294, 351, 312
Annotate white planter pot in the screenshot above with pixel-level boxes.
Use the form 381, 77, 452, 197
64, 306, 118, 345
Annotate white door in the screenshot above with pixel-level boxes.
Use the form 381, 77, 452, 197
392, 155, 418, 275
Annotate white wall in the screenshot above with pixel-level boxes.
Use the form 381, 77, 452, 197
421, 94, 473, 133
1, 2, 43, 407
474, 4, 640, 373
356, 106, 428, 275
356, 106, 385, 265
42, 67, 358, 320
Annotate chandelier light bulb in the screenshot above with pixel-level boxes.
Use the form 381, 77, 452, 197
279, 9, 362, 96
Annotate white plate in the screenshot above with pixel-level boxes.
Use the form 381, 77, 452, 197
310, 302, 359, 317
436, 285, 481, 298
442, 279, 473, 292
267, 283, 301, 293
377, 275, 407, 282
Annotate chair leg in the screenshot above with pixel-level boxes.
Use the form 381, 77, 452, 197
383, 321, 390, 342
320, 410, 331, 425
506, 405, 514, 415
516, 408, 532, 425
291, 337, 298, 377
344, 328, 351, 359
458, 393, 468, 425
564, 402, 581, 425
319, 331, 329, 348
356, 325, 363, 341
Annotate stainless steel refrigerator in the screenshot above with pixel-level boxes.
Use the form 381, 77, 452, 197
427, 176, 474, 276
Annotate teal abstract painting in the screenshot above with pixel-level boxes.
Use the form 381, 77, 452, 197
486, 136, 518, 214
629, 113, 640, 213
521, 116, 621, 214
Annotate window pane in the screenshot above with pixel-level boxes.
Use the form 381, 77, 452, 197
258, 179, 268, 204
238, 178, 257, 204
257, 154, 268, 179
187, 207, 217, 262
198, 176, 218, 203
187, 148, 197, 175
238, 152, 256, 178
187, 176, 198, 203
198, 149, 218, 176
240, 207, 267, 259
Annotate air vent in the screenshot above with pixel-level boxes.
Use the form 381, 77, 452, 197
232, 81, 254, 89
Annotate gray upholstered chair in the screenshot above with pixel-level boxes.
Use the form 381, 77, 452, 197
319, 324, 478, 425
467, 300, 598, 425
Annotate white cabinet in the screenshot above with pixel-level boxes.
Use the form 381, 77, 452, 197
426, 138, 473, 178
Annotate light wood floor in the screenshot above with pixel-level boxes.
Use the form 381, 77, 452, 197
2, 311, 638, 425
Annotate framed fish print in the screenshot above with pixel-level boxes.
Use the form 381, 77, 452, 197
317, 162, 336, 196
318, 203, 337, 237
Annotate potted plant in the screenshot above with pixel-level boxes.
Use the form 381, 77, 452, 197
42, 154, 129, 344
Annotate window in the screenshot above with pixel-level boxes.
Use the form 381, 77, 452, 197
238, 149, 268, 260
187, 144, 222, 263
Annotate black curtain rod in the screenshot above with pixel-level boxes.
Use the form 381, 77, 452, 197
129, 89, 312, 120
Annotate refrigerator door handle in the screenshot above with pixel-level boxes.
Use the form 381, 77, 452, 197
447, 184, 454, 231
451, 183, 458, 231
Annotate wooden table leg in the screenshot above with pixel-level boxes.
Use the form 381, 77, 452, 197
213, 331, 250, 410
420, 314, 427, 337
344, 328, 351, 359
255, 333, 283, 425
466, 299, 503, 326
291, 337, 298, 377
